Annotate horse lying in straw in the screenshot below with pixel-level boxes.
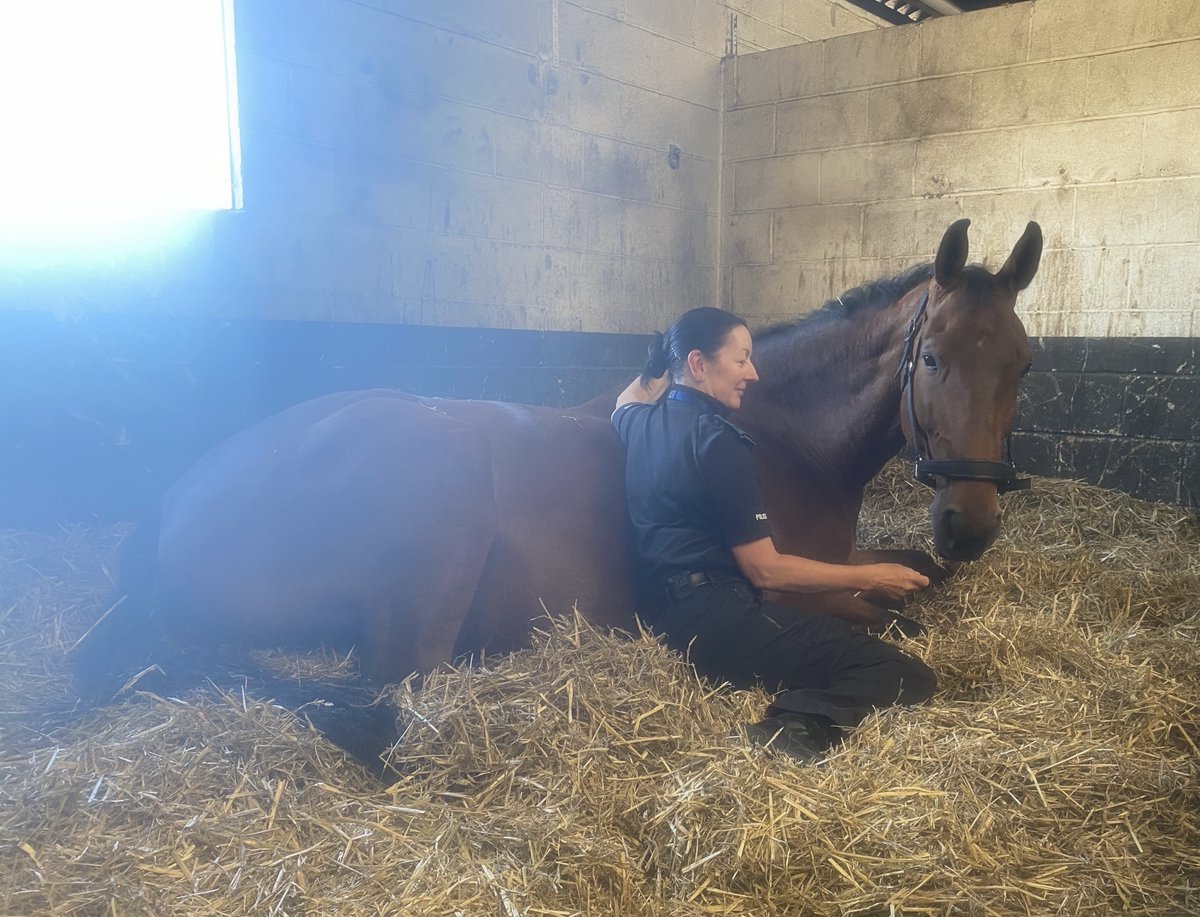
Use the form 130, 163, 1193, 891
72, 218, 1042, 772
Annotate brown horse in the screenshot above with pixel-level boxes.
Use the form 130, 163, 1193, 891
74, 219, 1041, 713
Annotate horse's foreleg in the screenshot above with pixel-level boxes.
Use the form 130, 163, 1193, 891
849, 548, 957, 589
763, 590, 925, 638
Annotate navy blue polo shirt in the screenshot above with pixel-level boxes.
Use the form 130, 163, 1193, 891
613, 385, 773, 603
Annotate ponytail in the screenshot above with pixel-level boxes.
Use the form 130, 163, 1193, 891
639, 332, 671, 386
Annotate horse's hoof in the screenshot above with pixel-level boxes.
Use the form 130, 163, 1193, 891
886, 611, 926, 639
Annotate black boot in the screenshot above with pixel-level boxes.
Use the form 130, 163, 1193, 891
744, 712, 835, 763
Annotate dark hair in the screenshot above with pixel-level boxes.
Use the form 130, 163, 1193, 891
641, 307, 748, 385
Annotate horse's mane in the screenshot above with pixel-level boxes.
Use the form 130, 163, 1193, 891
755, 262, 935, 341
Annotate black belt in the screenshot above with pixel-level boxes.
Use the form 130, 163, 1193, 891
664, 570, 743, 602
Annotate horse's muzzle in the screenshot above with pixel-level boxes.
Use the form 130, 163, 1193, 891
931, 485, 1002, 561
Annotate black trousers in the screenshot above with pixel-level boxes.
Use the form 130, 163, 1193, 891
650, 578, 936, 728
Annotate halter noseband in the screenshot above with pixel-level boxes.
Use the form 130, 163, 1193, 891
896, 289, 1030, 493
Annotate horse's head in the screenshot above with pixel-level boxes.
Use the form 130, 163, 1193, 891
900, 218, 1042, 561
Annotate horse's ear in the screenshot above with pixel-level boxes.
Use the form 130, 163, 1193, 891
996, 221, 1043, 292
935, 218, 971, 286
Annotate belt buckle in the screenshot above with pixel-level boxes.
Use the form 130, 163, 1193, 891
666, 570, 708, 602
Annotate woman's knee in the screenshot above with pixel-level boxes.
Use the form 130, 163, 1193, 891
894, 653, 937, 705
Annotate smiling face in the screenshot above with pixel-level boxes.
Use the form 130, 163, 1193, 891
685, 324, 759, 410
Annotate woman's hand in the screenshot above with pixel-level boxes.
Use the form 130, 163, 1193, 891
613, 372, 670, 415
733, 539, 930, 598
858, 563, 930, 600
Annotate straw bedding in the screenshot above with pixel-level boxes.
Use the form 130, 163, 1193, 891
0, 464, 1196, 916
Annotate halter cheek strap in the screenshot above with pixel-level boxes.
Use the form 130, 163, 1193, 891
896, 290, 1031, 494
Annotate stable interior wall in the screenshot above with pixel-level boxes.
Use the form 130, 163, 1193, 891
0, 0, 879, 526
7, 0, 1195, 525
721, 0, 1199, 508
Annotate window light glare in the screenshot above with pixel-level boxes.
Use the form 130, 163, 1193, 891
0, 1, 239, 227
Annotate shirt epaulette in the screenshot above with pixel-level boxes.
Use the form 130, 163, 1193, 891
711, 414, 755, 446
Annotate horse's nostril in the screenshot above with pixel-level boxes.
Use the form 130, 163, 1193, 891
937, 505, 999, 562
949, 534, 989, 561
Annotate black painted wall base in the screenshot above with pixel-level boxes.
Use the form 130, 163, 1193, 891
2, 312, 1195, 527
1, 311, 650, 529
1017, 337, 1198, 511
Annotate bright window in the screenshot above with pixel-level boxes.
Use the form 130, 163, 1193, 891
0, 0, 241, 226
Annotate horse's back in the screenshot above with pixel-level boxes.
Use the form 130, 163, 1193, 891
155, 389, 634, 682
434, 399, 636, 653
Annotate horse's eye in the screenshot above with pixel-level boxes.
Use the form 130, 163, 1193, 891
921, 353, 938, 371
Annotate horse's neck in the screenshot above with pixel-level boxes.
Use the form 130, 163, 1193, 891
743, 299, 914, 493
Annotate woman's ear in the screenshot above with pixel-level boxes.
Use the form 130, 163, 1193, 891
685, 348, 706, 381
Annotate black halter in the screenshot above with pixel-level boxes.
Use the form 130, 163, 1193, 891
896, 290, 1030, 493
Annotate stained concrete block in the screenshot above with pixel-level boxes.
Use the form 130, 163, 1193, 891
621, 200, 716, 265
695, 0, 736, 57
823, 23, 920, 92
772, 203, 863, 261
916, 2, 1030, 75
868, 76, 972, 142
733, 152, 821, 211
968, 59, 1091, 131
567, 0, 626, 21
915, 130, 1021, 195
861, 198, 965, 260
1019, 118, 1144, 187
1074, 179, 1200, 248
729, 260, 833, 319
436, 37, 546, 116
582, 135, 717, 212
559, 2, 721, 105
819, 140, 916, 204
543, 187, 625, 255
1019, 247, 1132, 336
953, 188, 1075, 255
736, 15, 811, 54
332, 155, 435, 230
242, 135, 337, 220
724, 211, 773, 265
725, 105, 776, 161
1142, 108, 1200, 178
783, 1, 877, 42
495, 118, 584, 188
1127, 244, 1200, 330
776, 90, 869, 153
423, 236, 561, 309
1028, 0, 1200, 61
357, 0, 553, 55
732, 42, 824, 107
622, 0, 703, 46
726, 0, 789, 26
561, 250, 711, 325
386, 94, 498, 174
1087, 41, 1200, 118
427, 173, 545, 245
545, 68, 721, 161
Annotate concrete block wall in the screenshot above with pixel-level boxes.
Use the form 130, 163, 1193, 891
721, 0, 1200, 338
0, 0, 879, 336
